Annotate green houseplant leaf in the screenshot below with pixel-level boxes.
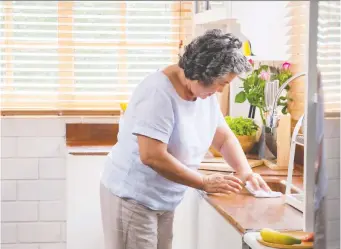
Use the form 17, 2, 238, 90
225, 116, 259, 136
234, 62, 293, 125
235, 91, 247, 103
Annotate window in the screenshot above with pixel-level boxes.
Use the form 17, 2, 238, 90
317, 1, 340, 115
0, 1, 193, 114
286, 1, 340, 120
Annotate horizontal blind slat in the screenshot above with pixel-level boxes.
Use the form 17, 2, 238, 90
317, 1, 341, 113
0, 1, 193, 111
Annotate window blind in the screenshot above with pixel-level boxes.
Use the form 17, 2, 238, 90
317, 1, 340, 114
0, 1, 193, 112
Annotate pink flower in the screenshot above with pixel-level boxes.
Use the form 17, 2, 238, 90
259, 70, 270, 81
248, 58, 254, 66
282, 62, 291, 70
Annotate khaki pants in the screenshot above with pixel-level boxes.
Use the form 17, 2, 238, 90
100, 183, 174, 249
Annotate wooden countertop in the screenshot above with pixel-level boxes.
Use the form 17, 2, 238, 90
198, 171, 304, 234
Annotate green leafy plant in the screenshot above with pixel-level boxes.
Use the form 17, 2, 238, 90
235, 60, 293, 125
225, 116, 259, 136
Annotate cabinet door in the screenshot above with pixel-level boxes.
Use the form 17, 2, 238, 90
197, 195, 243, 249
173, 189, 200, 249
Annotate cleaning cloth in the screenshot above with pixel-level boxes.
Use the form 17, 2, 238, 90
245, 181, 283, 198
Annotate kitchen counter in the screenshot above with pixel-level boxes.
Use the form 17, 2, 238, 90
68, 146, 304, 238
199, 175, 303, 234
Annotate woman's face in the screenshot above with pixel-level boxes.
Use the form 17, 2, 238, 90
188, 73, 237, 99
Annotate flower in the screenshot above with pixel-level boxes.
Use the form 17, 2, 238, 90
248, 58, 254, 66
282, 62, 291, 70
259, 70, 270, 81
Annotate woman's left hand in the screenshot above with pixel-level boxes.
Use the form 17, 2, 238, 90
242, 172, 271, 192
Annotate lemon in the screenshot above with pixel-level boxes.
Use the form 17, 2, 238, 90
242, 40, 251, 56
260, 228, 301, 245
120, 103, 128, 112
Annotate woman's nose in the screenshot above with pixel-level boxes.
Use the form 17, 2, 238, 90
217, 85, 224, 93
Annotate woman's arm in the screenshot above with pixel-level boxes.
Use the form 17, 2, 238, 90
211, 125, 252, 177
211, 124, 271, 191
137, 134, 243, 194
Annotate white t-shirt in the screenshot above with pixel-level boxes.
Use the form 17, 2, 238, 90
100, 70, 226, 211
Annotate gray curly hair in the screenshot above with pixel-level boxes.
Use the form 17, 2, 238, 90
178, 29, 252, 86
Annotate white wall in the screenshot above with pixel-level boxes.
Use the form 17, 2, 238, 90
0, 117, 118, 249
228, 1, 290, 119
324, 118, 340, 249
1, 117, 67, 249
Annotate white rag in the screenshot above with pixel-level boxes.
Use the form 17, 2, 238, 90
245, 181, 282, 198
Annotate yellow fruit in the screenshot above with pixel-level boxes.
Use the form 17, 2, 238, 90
120, 103, 128, 112
242, 41, 251, 56
260, 228, 301, 245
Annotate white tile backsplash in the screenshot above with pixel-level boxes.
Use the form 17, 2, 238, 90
1, 158, 39, 180
328, 240, 341, 249
0, 244, 40, 249
39, 201, 66, 221
327, 179, 341, 200
1, 118, 65, 137
61, 222, 66, 242
40, 243, 67, 249
0, 117, 73, 248
17, 222, 62, 243
1, 137, 17, 158
1, 223, 17, 244
1, 202, 38, 222
327, 199, 340, 221
17, 180, 66, 201
325, 117, 341, 249
324, 118, 341, 139
17, 137, 66, 158
326, 158, 341, 180
39, 158, 66, 179
1, 181, 17, 201
325, 137, 341, 159
327, 219, 341, 242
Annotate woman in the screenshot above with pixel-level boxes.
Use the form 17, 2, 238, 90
100, 29, 270, 249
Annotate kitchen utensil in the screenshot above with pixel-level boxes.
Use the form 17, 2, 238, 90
265, 73, 306, 158
264, 79, 279, 113
264, 79, 280, 157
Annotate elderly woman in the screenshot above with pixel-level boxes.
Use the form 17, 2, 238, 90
100, 29, 270, 249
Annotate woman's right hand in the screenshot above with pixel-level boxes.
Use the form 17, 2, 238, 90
202, 173, 244, 194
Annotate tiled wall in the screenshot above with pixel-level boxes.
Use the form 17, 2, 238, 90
325, 118, 341, 249
1, 117, 67, 249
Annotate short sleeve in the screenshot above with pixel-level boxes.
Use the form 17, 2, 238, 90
213, 95, 228, 128
217, 109, 227, 128
132, 89, 174, 144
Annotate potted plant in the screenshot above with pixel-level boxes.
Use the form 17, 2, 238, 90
225, 116, 260, 154
234, 60, 293, 126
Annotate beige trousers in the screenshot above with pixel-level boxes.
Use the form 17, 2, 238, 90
100, 183, 174, 249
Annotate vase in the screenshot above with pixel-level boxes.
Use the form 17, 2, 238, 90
236, 135, 257, 154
